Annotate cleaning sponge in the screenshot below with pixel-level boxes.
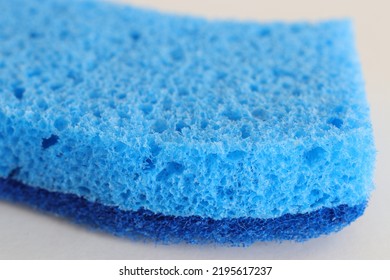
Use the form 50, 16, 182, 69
0, 0, 375, 244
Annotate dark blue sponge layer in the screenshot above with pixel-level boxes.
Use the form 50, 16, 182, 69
0, 178, 366, 245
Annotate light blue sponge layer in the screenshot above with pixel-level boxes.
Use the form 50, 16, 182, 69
0, 0, 375, 220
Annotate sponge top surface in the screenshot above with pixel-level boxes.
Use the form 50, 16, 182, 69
0, 0, 370, 144
0, 0, 375, 220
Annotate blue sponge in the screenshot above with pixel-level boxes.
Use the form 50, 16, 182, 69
0, 0, 375, 244
0, 178, 367, 244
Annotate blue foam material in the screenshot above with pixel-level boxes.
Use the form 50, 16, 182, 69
0, 0, 375, 242
0, 178, 367, 245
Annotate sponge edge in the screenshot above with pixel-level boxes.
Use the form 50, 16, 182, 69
0, 178, 366, 245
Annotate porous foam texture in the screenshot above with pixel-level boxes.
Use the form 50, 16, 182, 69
0, 178, 367, 244
0, 0, 375, 243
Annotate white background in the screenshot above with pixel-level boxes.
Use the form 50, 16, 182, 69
0, 0, 389, 259
1, 261, 389, 280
